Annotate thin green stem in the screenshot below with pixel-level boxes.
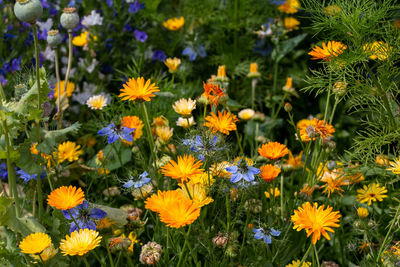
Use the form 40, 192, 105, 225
226, 194, 231, 233
280, 174, 284, 221
299, 243, 313, 267
329, 96, 339, 124
376, 204, 400, 263
58, 31, 73, 129
32, 24, 41, 109
177, 226, 192, 267
251, 79, 256, 110
235, 129, 244, 155
313, 244, 320, 267
82, 257, 90, 267
271, 93, 287, 122
183, 182, 193, 200
140, 102, 157, 162
67, 209, 81, 231
106, 239, 115, 267
54, 49, 61, 127
182, 225, 198, 264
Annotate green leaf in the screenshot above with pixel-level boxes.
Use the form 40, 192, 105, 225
271, 33, 307, 63
0, 149, 20, 162
91, 203, 128, 228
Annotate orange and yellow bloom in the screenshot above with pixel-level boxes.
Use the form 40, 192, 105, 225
258, 142, 289, 160
47, 186, 85, 210
308, 41, 347, 61
260, 164, 281, 182
163, 17, 185, 31
161, 155, 204, 182
204, 111, 238, 135
119, 77, 160, 103
357, 183, 387, 205
57, 141, 83, 163
60, 229, 102, 256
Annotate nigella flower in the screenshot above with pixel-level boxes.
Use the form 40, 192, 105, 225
0, 163, 8, 180
183, 135, 219, 161
134, 29, 148, 42
16, 169, 46, 183
123, 171, 151, 188
182, 44, 206, 61
152, 50, 167, 62
253, 227, 280, 244
225, 159, 260, 183
98, 123, 135, 144
62, 200, 106, 233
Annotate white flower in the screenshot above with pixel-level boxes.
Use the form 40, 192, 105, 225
86, 95, 109, 110
78, 58, 98, 74
82, 10, 103, 27
37, 18, 53, 32
72, 82, 96, 104
176, 117, 196, 129
42, 46, 55, 62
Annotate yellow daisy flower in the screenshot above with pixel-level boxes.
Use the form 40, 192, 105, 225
357, 183, 387, 205
60, 229, 102, 256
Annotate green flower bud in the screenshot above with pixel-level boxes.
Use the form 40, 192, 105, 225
46, 30, 62, 48
60, 7, 79, 30
14, 0, 43, 24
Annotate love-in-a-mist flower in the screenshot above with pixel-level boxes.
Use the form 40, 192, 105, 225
183, 135, 219, 161
253, 227, 281, 244
121, 116, 144, 141
119, 77, 159, 103
123, 171, 151, 189
98, 123, 135, 144
47, 186, 85, 210
225, 159, 260, 183
62, 200, 106, 233
86, 94, 109, 110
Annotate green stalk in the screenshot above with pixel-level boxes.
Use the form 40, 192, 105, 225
58, 31, 73, 129
313, 244, 320, 267
2, 119, 20, 216
299, 243, 313, 267
323, 72, 332, 122
271, 61, 279, 114
182, 224, 198, 264
226, 194, 231, 233
106, 239, 115, 267
376, 204, 400, 263
82, 257, 90, 267
177, 226, 192, 267
54, 49, 61, 127
251, 79, 256, 110
280, 174, 284, 221
67, 209, 81, 231
140, 102, 157, 163
32, 24, 43, 220
183, 181, 193, 200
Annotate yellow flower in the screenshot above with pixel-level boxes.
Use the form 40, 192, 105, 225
386, 157, 400, 174
86, 95, 109, 110
285, 260, 311, 267
260, 164, 281, 182
298, 118, 335, 142
238, 109, 255, 120
176, 117, 196, 129
118, 77, 160, 103
152, 116, 169, 127
357, 207, 369, 218
283, 151, 303, 170
47, 185, 85, 210
19, 232, 51, 255
163, 16, 185, 31
145, 190, 201, 228
57, 141, 83, 163
190, 172, 215, 186
177, 182, 214, 207
121, 116, 144, 141
278, 0, 300, 14
376, 155, 390, 167
161, 155, 204, 183
53, 80, 75, 98
357, 183, 388, 205
31, 244, 58, 262
155, 126, 174, 143
204, 111, 239, 135
60, 229, 102, 256
308, 41, 347, 61
247, 62, 261, 78
164, 57, 181, 73
363, 41, 391, 60
120, 232, 139, 253
72, 31, 89, 46
321, 177, 345, 197
265, 187, 280, 198
291, 202, 341, 244
216, 65, 229, 82
30, 142, 39, 155
283, 17, 300, 30
172, 98, 196, 117
258, 142, 289, 160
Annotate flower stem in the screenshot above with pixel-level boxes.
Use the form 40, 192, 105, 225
54, 48, 61, 127
67, 209, 81, 231
140, 102, 157, 163
251, 78, 257, 110
313, 244, 320, 267
82, 257, 90, 267
280, 174, 284, 221
376, 204, 400, 263
58, 31, 73, 129
183, 181, 193, 200
299, 243, 313, 267
106, 239, 115, 267
177, 225, 192, 267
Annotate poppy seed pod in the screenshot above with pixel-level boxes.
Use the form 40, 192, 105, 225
60, 7, 79, 30
47, 30, 62, 48
14, 0, 43, 24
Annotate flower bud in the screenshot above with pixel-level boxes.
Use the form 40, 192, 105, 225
357, 207, 369, 218
103, 186, 121, 197
14, 0, 43, 24
126, 207, 143, 221
139, 241, 162, 265
253, 111, 265, 122
244, 199, 262, 214
14, 84, 27, 99
333, 81, 347, 96
47, 30, 62, 48
109, 237, 132, 252
212, 232, 228, 248
60, 7, 79, 30
284, 102, 292, 112
326, 161, 337, 171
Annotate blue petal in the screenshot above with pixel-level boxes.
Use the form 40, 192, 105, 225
89, 208, 107, 219
139, 171, 148, 178
230, 173, 242, 183
225, 166, 238, 173
243, 171, 255, 182
123, 180, 134, 188
263, 235, 272, 244
269, 228, 281, 237
108, 133, 119, 144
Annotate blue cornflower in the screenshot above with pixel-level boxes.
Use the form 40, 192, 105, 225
182, 44, 206, 61
123, 171, 151, 189
16, 169, 46, 183
98, 123, 135, 144
152, 50, 167, 62
62, 200, 106, 233
253, 228, 281, 244
134, 29, 148, 42
225, 159, 260, 183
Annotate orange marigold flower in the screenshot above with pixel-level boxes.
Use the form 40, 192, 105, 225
202, 82, 226, 107
357, 183, 388, 205
300, 184, 318, 198
57, 141, 83, 163
119, 77, 160, 103
260, 164, 281, 182
47, 186, 85, 210
321, 177, 346, 197
258, 142, 289, 160
204, 111, 238, 135
298, 118, 335, 142
121, 116, 144, 141
145, 190, 201, 228
152, 116, 169, 127
283, 151, 303, 170
308, 41, 347, 61
160, 155, 204, 182
278, 0, 300, 14
30, 142, 39, 155
291, 202, 341, 244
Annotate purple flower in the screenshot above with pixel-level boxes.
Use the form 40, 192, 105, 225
16, 169, 46, 183
225, 159, 260, 183
106, 0, 113, 7
134, 29, 148, 42
98, 123, 135, 144
0, 75, 7, 87
128, 1, 143, 14
182, 44, 206, 61
152, 50, 167, 62
62, 200, 107, 233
